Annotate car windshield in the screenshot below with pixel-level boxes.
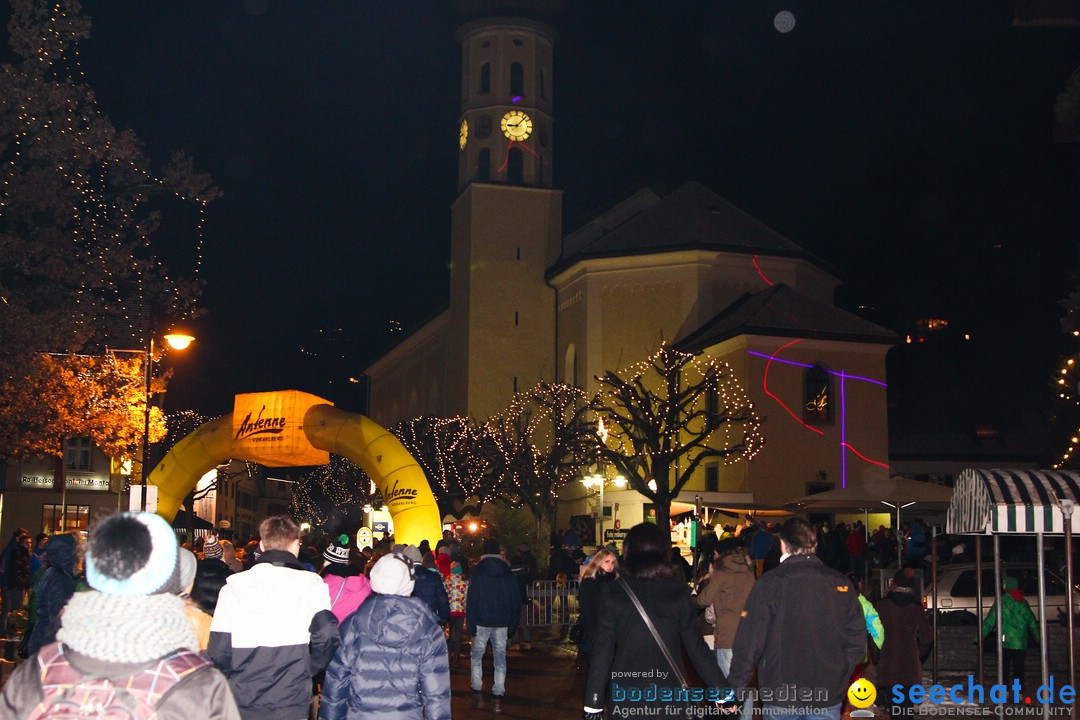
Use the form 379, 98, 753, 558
949, 567, 1066, 598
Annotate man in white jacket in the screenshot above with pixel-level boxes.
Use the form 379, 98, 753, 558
209, 515, 339, 720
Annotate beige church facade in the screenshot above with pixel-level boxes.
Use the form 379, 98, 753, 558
364, 2, 896, 535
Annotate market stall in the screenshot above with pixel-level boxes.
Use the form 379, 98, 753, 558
947, 468, 1079, 718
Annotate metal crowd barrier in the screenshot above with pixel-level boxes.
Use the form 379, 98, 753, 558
524, 579, 580, 627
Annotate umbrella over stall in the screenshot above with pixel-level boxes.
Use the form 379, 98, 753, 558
786, 474, 954, 529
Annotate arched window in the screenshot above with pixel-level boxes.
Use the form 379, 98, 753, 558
510, 62, 524, 97
804, 365, 833, 424
507, 147, 523, 184
479, 63, 491, 94
478, 148, 490, 181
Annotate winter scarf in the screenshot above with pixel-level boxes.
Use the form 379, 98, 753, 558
55, 590, 197, 663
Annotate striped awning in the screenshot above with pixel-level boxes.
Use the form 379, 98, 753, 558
947, 468, 1080, 535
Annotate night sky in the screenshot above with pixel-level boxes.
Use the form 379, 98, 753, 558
71, 1, 1080, 429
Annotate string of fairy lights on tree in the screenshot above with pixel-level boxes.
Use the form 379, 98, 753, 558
479, 381, 593, 522
1052, 328, 1080, 469
2, 0, 216, 354
597, 344, 764, 463
592, 343, 764, 512
392, 416, 495, 516
290, 454, 383, 525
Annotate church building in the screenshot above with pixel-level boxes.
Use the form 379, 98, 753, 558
363, 0, 896, 534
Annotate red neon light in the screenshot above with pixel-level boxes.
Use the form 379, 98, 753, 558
497, 141, 514, 173
762, 338, 824, 435
496, 140, 540, 173
753, 255, 775, 286
841, 442, 890, 469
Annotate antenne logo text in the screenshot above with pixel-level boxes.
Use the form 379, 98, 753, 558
236, 405, 286, 440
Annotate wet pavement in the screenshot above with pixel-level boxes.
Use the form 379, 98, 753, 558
451, 629, 585, 718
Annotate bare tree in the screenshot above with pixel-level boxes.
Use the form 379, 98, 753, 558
591, 344, 764, 529
0, 0, 218, 385
290, 455, 381, 529
480, 381, 595, 530
392, 416, 490, 520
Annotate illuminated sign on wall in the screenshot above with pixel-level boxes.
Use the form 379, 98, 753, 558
21, 475, 110, 491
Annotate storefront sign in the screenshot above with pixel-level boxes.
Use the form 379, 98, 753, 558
604, 528, 628, 543
20, 475, 110, 491
20, 475, 53, 489
373, 521, 389, 534
232, 390, 331, 467
65, 476, 110, 491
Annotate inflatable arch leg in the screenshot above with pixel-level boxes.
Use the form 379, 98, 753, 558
301, 404, 442, 548
147, 415, 235, 524
147, 405, 443, 548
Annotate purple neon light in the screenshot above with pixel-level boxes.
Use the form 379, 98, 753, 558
512, 95, 522, 103
746, 351, 887, 387
840, 370, 847, 488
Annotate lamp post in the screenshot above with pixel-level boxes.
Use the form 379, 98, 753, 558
136, 331, 194, 512
582, 469, 626, 544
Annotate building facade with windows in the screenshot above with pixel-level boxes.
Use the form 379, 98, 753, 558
0, 437, 130, 540
364, 1, 897, 531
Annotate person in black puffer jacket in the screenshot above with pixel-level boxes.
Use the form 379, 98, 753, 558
26, 533, 78, 655
319, 553, 450, 720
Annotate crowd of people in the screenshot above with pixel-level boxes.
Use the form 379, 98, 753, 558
0, 515, 537, 720
0, 512, 1046, 720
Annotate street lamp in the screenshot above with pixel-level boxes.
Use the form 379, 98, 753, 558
137, 331, 194, 511
582, 467, 626, 544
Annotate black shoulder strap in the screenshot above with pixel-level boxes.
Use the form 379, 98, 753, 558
618, 578, 689, 689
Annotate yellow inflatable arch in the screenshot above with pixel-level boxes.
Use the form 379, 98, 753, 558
147, 402, 442, 547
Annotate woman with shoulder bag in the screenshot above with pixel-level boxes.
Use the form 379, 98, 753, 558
583, 523, 735, 720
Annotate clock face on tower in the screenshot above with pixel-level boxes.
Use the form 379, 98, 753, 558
459, 119, 468, 150
500, 110, 532, 141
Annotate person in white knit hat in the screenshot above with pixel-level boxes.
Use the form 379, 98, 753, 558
319, 552, 450, 720
0, 511, 241, 720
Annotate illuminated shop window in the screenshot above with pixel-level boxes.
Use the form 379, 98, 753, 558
42, 504, 90, 534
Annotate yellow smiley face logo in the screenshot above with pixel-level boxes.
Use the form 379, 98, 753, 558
847, 678, 876, 708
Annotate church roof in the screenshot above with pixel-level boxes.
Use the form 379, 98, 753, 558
676, 284, 898, 352
550, 181, 838, 277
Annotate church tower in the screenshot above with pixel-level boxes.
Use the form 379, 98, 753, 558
447, 1, 562, 419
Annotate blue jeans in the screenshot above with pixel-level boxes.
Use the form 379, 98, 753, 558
715, 648, 753, 720
471, 625, 508, 697
761, 703, 843, 720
